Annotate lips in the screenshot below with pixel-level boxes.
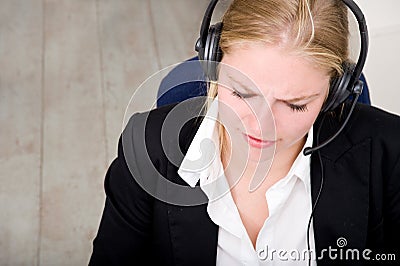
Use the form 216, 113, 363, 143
243, 134, 276, 149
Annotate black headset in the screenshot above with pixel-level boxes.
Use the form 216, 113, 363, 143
195, 0, 369, 114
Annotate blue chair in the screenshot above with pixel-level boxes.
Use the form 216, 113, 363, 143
157, 57, 207, 107
157, 56, 371, 107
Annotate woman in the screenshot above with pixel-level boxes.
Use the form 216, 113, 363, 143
89, 0, 400, 265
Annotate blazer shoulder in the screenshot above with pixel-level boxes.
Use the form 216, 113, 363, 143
355, 103, 400, 125
313, 103, 400, 162
346, 103, 400, 141
123, 98, 205, 157
343, 104, 400, 173
120, 98, 205, 193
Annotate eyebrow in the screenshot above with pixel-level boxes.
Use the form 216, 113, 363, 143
227, 74, 256, 94
227, 74, 321, 102
279, 93, 321, 103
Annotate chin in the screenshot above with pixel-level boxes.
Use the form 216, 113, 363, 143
246, 147, 276, 163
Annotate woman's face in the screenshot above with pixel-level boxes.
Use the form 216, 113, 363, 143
217, 43, 330, 164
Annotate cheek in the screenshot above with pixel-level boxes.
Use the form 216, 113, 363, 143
217, 87, 249, 121
288, 114, 317, 133
275, 103, 322, 139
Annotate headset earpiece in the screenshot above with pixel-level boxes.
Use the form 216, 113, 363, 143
198, 22, 223, 81
321, 62, 356, 112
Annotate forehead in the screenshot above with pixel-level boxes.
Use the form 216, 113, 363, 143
219, 43, 330, 97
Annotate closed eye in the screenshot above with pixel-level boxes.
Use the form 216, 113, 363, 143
278, 92, 321, 112
287, 103, 308, 112
231, 90, 256, 99
232, 90, 243, 98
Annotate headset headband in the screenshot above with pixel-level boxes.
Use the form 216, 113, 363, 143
342, 0, 369, 85
198, 0, 219, 50
196, 0, 369, 83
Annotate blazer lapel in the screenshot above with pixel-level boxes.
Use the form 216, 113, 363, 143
165, 159, 218, 266
167, 201, 218, 265
310, 114, 371, 264
163, 106, 219, 266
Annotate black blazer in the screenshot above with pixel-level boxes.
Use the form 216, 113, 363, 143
89, 99, 400, 266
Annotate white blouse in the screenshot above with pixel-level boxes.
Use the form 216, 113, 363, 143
178, 98, 317, 265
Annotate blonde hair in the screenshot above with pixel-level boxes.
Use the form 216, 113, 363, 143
207, 0, 350, 159
221, 0, 348, 74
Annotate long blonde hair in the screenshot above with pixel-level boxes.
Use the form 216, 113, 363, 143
207, 0, 350, 159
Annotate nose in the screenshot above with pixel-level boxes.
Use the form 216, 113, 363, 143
244, 98, 275, 139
